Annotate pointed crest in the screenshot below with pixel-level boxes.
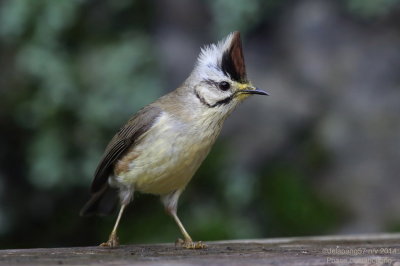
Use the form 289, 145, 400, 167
195, 31, 248, 83
221, 31, 247, 83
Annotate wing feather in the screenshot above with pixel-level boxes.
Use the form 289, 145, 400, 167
90, 105, 162, 193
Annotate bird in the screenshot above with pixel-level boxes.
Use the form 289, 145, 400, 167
80, 31, 268, 249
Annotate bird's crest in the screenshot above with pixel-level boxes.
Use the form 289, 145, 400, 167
195, 31, 248, 83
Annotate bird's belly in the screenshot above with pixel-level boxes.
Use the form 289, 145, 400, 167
113, 115, 217, 195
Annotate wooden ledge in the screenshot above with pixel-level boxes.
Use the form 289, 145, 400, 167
1, 233, 400, 265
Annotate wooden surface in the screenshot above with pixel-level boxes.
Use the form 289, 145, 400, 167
1, 234, 400, 265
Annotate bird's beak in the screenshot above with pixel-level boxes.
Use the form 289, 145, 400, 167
237, 85, 269, 96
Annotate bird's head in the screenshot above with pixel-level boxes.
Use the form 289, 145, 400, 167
187, 31, 268, 116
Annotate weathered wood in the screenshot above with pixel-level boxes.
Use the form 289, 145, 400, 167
1, 234, 400, 265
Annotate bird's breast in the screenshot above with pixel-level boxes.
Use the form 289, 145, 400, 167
112, 111, 223, 195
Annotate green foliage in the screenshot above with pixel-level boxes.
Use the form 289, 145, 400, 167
208, 0, 284, 36
262, 164, 341, 236
0, 0, 163, 189
258, 127, 344, 236
344, 0, 400, 18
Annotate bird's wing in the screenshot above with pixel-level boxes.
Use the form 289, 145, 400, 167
90, 105, 162, 193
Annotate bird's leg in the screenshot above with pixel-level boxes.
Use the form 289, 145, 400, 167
100, 203, 126, 248
161, 190, 207, 249
170, 210, 207, 249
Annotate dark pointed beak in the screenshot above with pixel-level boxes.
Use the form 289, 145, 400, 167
240, 87, 269, 96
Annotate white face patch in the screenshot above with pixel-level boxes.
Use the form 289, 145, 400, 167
194, 79, 233, 108
183, 32, 251, 118
190, 34, 236, 108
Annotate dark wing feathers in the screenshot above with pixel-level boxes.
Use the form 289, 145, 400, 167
90, 106, 162, 193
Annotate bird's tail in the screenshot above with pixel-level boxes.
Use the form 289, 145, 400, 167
80, 184, 118, 216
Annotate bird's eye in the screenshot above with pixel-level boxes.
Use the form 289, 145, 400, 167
218, 81, 230, 91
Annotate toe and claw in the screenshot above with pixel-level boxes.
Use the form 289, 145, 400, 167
175, 238, 207, 249
100, 232, 119, 248
99, 234, 206, 250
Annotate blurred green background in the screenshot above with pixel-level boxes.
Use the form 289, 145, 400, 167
1, 0, 400, 249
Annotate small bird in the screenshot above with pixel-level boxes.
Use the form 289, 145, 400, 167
80, 31, 268, 249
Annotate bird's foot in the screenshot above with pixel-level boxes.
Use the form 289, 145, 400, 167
100, 233, 119, 248
175, 238, 207, 249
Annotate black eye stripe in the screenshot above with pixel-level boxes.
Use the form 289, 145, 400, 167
194, 89, 234, 108
203, 79, 218, 87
